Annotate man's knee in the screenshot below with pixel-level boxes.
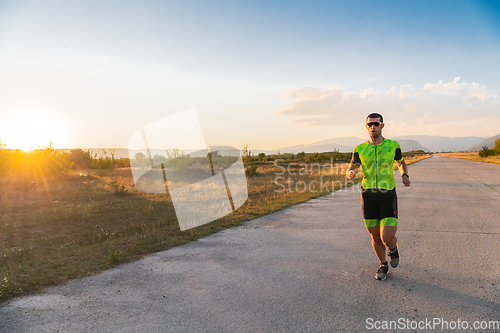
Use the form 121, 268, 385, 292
381, 234, 395, 245
370, 233, 383, 245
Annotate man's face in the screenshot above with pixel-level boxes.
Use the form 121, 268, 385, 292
366, 117, 384, 138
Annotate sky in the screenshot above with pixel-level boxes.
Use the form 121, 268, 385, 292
0, 0, 499, 151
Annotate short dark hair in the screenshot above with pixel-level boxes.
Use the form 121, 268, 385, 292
366, 113, 383, 123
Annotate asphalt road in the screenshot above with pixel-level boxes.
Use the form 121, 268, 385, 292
1, 154, 499, 332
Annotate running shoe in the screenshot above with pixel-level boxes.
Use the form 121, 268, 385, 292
388, 245, 399, 268
375, 263, 389, 280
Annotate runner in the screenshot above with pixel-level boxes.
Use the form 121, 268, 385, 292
346, 113, 411, 280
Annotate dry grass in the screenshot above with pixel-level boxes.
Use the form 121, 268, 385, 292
0, 170, 181, 302
0, 154, 430, 303
403, 154, 433, 164
439, 152, 500, 165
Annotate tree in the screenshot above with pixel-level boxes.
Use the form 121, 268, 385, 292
479, 138, 500, 157
209, 150, 220, 158
495, 138, 500, 155
242, 145, 258, 176
135, 152, 147, 168
331, 148, 339, 161
69, 149, 93, 169
242, 145, 252, 162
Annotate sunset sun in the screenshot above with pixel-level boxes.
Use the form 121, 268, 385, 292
0, 109, 70, 151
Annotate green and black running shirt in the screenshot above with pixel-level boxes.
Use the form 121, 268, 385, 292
350, 139, 404, 190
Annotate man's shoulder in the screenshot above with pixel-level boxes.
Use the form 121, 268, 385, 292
383, 138, 401, 148
354, 141, 370, 150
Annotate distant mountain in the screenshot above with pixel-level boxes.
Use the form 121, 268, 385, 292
252, 137, 362, 154
64, 147, 227, 159
394, 140, 429, 152
250, 137, 429, 154
392, 135, 486, 152
61, 148, 131, 159
63, 134, 496, 159
254, 135, 487, 154
463, 134, 500, 151
301, 136, 366, 148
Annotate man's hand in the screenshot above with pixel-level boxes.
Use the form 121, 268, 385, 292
402, 174, 411, 187
346, 168, 358, 180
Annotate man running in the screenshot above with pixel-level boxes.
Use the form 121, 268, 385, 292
346, 113, 411, 280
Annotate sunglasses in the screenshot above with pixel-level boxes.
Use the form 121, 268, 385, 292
366, 122, 382, 127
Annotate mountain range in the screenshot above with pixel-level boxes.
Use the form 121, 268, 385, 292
462, 134, 500, 151
67, 133, 499, 159
251, 134, 499, 154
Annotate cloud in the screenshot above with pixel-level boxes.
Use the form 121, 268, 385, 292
276, 77, 500, 129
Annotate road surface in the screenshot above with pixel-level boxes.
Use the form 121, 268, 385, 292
1, 154, 499, 332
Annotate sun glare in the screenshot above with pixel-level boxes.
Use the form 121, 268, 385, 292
0, 109, 70, 151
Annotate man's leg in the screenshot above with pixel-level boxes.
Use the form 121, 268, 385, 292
366, 226, 386, 263
379, 190, 398, 249
362, 191, 390, 279
380, 225, 397, 249
367, 225, 390, 280
381, 224, 399, 268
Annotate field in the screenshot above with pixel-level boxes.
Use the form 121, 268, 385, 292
439, 152, 500, 165
0, 153, 431, 303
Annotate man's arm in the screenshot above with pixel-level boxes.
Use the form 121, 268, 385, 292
346, 163, 359, 180
396, 160, 411, 187
347, 150, 361, 180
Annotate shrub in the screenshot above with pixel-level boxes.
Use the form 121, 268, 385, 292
331, 149, 339, 161
273, 150, 282, 161
245, 163, 258, 177
70, 149, 93, 169
91, 150, 115, 170
114, 158, 131, 168
109, 179, 127, 195
403, 150, 427, 158
160, 148, 191, 172
134, 152, 147, 168
0, 142, 73, 177
165, 155, 191, 172
242, 145, 254, 163
479, 146, 495, 157
318, 153, 329, 161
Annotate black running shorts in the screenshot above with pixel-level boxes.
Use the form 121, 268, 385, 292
361, 188, 398, 227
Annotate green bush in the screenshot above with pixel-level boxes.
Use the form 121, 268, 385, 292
479, 146, 495, 157
114, 158, 131, 168
69, 149, 129, 170
477, 139, 500, 157
70, 149, 93, 169
245, 163, 258, 177
242, 145, 255, 163
92, 150, 115, 170
403, 150, 427, 158
109, 179, 127, 194
331, 149, 339, 161
318, 153, 329, 161
164, 155, 192, 172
